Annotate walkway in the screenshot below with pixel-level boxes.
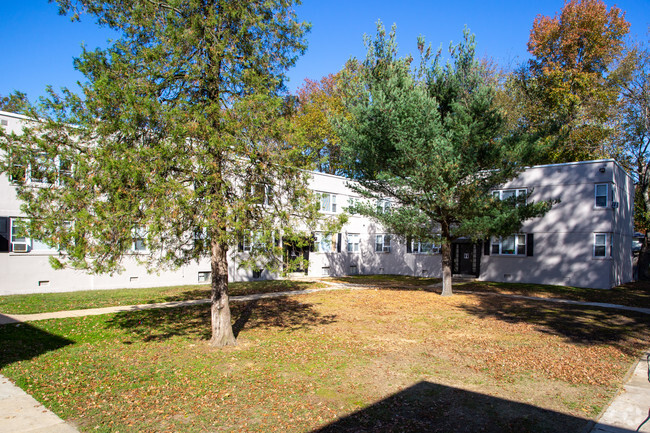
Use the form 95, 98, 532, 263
0, 281, 649, 432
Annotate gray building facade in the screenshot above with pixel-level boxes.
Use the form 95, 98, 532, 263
0, 110, 635, 294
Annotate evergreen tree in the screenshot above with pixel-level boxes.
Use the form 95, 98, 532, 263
338, 24, 552, 296
0, 0, 322, 347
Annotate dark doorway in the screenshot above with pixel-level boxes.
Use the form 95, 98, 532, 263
452, 240, 480, 277
283, 238, 310, 274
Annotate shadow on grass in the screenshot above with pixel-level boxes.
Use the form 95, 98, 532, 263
313, 381, 602, 433
156, 280, 322, 304
0, 320, 73, 369
106, 297, 337, 342
459, 295, 650, 353
332, 275, 441, 291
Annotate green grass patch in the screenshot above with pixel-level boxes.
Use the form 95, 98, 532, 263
1, 289, 647, 432
0, 280, 324, 314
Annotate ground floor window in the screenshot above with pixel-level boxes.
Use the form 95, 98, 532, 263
491, 234, 526, 255
347, 233, 360, 252
410, 239, 439, 254
314, 233, 332, 253
375, 234, 391, 253
594, 233, 610, 257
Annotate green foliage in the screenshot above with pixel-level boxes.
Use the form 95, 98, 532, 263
292, 60, 361, 175
0, 92, 30, 114
0, 0, 323, 275
340, 24, 550, 240
612, 42, 650, 234
338, 23, 553, 294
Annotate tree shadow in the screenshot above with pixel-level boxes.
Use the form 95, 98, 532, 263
459, 294, 650, 354
0, 320, 74, 369
105, 297, 337, 342
313, 381, 606, 433
154, 280, 322, 304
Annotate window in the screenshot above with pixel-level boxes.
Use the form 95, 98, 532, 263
492, 189, 527, 206
375, 234, 391, 253
595, 184, 608, 208
319, 193, 337, 213
314, 232, 332, 253
241, 235, 252, 252
347, 233, 360, 252
346, 197, 360, 215
594, 233, 609, 257
411, 240, 439, 254
10, 218, 31, 253
58, 158, 73, 186
252, 269, 263, 279
491, 234, 527, 255
250, 184, 273, 206
198, 271, 211, 282
132, 227, 148, 252
29, 153, 58, 185
376, 199, 391, 214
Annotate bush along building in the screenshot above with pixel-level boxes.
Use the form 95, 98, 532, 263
0, 110, 635, 294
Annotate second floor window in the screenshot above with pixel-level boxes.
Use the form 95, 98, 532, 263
376, 199, 391, 214
319, 193, 337, 213
492, 189, 527, 206
595, 184, 608, 208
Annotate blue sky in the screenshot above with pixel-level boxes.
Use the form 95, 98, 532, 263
1, 0, 648, 103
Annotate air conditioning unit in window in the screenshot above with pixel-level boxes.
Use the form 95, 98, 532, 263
612, 201, 619, 209
12, 242, 30, 253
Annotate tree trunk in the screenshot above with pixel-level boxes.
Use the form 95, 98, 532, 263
209, 239, 236, 347
440, 222, 453, 296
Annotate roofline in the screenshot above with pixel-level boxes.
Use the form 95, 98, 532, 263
310, 159, 635, 182
0, 110, 35, 122
528, 159, 634, 182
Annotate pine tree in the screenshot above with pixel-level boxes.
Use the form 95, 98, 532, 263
338, 24, 552, 295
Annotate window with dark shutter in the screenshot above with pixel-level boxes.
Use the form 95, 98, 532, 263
0, 217, 9, 252
526, 234, 534, 256
337, 233, 342, 252
483, 239, 490, 256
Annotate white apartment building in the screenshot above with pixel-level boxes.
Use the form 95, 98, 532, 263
0, 110, 635, 295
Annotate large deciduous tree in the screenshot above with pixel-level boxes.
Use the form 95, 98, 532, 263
517, 0, 630, 163
612, 42, 650, 275
292, 61, 359, 175
0, 0, 320, 347
338, 24, 552, 296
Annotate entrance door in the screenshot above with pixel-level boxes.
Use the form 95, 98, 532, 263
452, 242, 480, 276
283, 239, 310, 274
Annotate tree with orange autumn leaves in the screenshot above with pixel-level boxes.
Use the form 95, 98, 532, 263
514, 0, 630, 163
292, 61, 361, 175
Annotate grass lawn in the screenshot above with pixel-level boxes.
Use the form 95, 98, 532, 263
0, 280, 325, 314
1, 287, 648, 432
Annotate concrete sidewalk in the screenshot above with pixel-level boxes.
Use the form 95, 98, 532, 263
591, 352, 650, 433
0, 375, 78, 433
1, 282, 649, 432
